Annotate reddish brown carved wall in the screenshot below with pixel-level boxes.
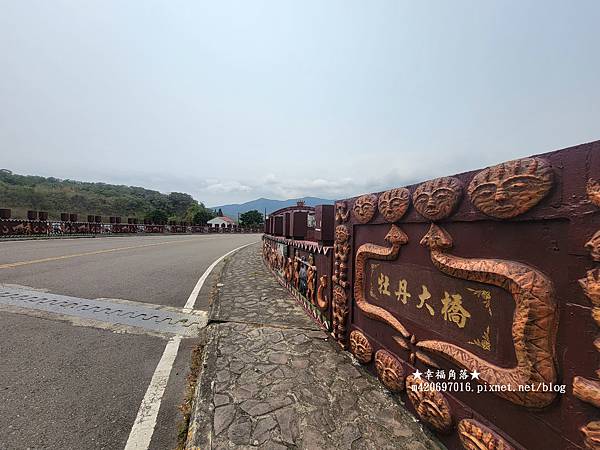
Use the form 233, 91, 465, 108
262, 140, 600, 449
337, 141, 600, 450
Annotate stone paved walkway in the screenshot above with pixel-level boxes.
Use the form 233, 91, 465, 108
186, 243, 443, 450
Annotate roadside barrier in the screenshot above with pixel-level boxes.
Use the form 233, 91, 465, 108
263, 140, 600, 450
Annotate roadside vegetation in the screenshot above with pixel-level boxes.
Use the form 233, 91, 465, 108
0, 169, 216, 223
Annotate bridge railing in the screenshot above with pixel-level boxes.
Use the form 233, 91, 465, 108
263, 140, 600, 450
0, 212, 261, 237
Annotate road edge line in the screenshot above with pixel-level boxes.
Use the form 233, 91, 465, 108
182, 241, 258, 312
124, 239, 258, 450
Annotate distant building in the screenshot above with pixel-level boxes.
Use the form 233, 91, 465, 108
207, 215, 237, 228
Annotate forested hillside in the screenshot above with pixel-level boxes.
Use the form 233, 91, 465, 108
0, 169, 214, 223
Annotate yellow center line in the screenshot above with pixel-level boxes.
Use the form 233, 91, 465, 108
0, 238, 207, 270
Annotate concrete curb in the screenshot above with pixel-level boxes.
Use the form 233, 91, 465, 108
182, 245, 256, 449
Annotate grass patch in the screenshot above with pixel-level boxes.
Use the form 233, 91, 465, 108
175, 343, 205, 450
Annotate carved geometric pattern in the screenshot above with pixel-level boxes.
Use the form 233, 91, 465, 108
349, 329, 373, 364
378, 188, 410, 223
413, 176, 463, 221
468, 157, 553, 219
458, 419, 514, 450
418, 223, 558, 408
352, 194, 378, 224
406, 374, 453, 433
375, 349, 405, 392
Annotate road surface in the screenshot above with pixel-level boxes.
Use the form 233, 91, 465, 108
0, 233, 259, 450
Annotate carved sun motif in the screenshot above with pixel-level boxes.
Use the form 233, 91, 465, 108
378, 188, 410, 223
374, 349, 405, 392
468, 157, 553, 219
406, 374, 453, 433
349, 329, 373, 364
413, 177, 463, 221
352, 194, 378, 223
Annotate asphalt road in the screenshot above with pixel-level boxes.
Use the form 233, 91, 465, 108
0, 233, 259, 450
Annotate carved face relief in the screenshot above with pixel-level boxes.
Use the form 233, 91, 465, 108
586, 230, 600, 262
374, 349, 405, 392
378, 188, 410, 222
349, 330, 373, 364
406, 374, 453, 433
335, 201, 350, 223
413, 177, 463, 221
352, 194, 378, 223
335, 225, 349, 245
468, 157, 553, 218
333, 285, 346, 306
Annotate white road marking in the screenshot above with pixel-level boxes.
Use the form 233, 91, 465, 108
124, 240, 258, 450
124, 335, 181, 450
183, 241, 258, 312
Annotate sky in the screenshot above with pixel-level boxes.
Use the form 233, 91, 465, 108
1, 1, 599, 207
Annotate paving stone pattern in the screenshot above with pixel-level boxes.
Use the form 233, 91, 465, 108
211, 247, 317, 330
188, 243, 443, 450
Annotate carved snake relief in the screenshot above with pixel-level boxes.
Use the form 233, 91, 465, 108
353, 224, 411, 338
316, 275, 328, 309
418, 224, 558, 407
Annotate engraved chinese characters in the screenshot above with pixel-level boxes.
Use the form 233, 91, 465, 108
352, 194, 378, 223
468, 157, 553, 218
354, 225, 410, 338
419, 224, 558, 408
413, 177, 463, 221
378, 188, 410, 222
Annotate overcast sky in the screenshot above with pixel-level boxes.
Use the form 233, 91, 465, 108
1, 1, 599, 206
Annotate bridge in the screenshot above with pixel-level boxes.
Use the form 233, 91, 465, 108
1, 140, 600, 450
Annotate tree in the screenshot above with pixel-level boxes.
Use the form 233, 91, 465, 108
146, 208, 169, 224
167, 192, 197, 216
239, 210, 264, 227
184, 203, 215, 225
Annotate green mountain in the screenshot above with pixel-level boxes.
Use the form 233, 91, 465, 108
211, 196, 335, 219
0, 169, 200, 221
